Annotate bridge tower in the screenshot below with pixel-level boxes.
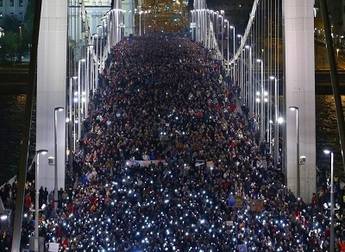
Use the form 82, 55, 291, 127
36, 0, 68, 191
284, 0, 316, 203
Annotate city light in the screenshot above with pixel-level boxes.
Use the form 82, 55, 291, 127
289, 106, 298, 111
323, 149, 331, 155
277, 117, 285, 124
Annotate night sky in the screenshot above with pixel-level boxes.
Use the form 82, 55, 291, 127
206, 0, 253, 33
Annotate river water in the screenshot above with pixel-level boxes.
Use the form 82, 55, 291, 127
0, 95, 344, 185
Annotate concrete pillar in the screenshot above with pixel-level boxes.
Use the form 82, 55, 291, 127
284, 0, 316, 203
37, 0, 67, 191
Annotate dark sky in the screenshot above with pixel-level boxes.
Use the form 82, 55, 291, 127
206, 0, 254, 34
187, 0, 252, 33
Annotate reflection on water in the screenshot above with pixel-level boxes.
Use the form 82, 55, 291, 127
316, 95, 345, 180
0, 95, 344, 184
0, 95, 26, 185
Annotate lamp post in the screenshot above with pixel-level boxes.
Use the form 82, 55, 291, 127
289, 106, 300, 197
220, 10, 224, 58
230, 25, 236, 82
73, 89, 78, 152
237, 34, 242, 46
270, 76, 279, 168
139, 9, 142, 36
237, 34, 243, 89
53, 107, 64, 212
225, 20, 230, 72
203, 10, 207, 47
245, 45, 252, 114
191, 10, 195, 41
140, 10, 149, 35
34, 149, 48, 252
240, 51, 244, 99
86, 45, 95, 118
96, 25, 103, 63
323, 149, 335, 252
214, 11, 219, 41
264, 90, 270, 149
77, 59, 86, 140
230, 25, 236, 57
207, 9, 213, 49
257, 59, 264, 142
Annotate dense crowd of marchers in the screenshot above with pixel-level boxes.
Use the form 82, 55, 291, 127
0, 34, 345, 251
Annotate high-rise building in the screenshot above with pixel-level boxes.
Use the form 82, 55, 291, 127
0, 0, 28, 21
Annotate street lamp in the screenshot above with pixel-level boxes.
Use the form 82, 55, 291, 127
245, 45, 253, 114
323, 149, 335, 252
230, 25, 236, 57
77, 59, 86, 140
270, 76, 279, 168
68, 76, 78, 154
34, 149, 48, 252
277, 117, 284, 124
190, 10, 196, 41
53, 107, 64, 212
225, 20, 230, 72
289, 106, 300, 197
139, 10, 143, 36
257, 59, 264, 142
72, 88, 78, 152
237, 34, 242, 46
219, 11, 224, 58
0, 214, 7, 221
230, 25, 236, 82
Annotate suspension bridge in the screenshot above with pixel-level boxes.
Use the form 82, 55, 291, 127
4, 0, 344, 250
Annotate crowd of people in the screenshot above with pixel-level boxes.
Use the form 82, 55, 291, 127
0, 34, 345, 251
